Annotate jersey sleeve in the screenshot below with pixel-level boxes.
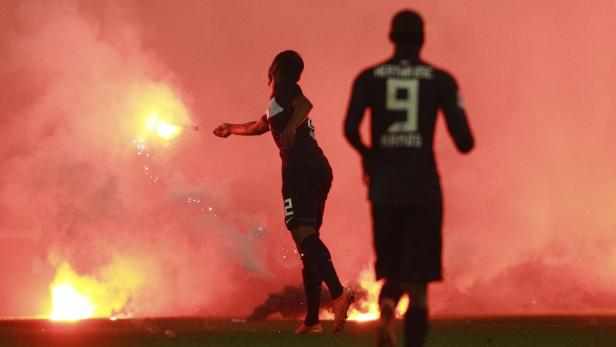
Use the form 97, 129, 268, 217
438, 72, 474, 153
344, 70, 371, 155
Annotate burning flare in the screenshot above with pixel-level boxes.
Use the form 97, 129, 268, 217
48, 260, 143, 321
323, 266, 409, 322
130, 83, 193, 144
145, 112, 182, 140
50, 282, 95, 321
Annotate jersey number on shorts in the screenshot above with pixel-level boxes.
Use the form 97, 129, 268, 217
386, 78, 419, 133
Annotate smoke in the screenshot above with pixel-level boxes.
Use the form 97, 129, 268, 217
246, 283, 376, 321
2, 0, 616, 318
424, 0, 616, 315
246, 285, 327, 321
0, 0, 295, 318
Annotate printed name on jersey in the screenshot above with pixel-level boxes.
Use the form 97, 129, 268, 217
380, 133, 423, 148
374, 64, 433, 79
267, 97, 284, 119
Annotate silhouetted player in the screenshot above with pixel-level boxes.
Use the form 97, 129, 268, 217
344, 10, 474, 347
214, 50, 355, 334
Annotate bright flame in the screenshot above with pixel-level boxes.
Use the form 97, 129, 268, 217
50, 283, 95, 321
155, 121, 180, 139
48, 259, 144, 321
144, 113, 182, 140
347, 267, 382, 322
130, 83, 191, 144
322, 266, 410, 322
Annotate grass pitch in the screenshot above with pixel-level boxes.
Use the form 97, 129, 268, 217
0, 316, 615, 346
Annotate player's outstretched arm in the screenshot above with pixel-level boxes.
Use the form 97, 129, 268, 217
279, 95, 313, 148
213, 116, 269, 137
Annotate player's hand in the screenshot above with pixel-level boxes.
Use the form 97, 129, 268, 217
213, 123, 232, 138
280, 125, 296, 148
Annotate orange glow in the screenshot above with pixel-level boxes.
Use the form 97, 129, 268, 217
48, 260, 143, 321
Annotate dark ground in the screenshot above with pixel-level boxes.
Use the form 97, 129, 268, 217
0, 316, 615, 347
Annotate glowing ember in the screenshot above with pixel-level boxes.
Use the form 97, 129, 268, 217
322, 266, 410, 322
47, 260, 144, 321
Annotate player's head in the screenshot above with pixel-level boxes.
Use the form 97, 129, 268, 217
268, 50, 304, 85
389, 10, 424, 49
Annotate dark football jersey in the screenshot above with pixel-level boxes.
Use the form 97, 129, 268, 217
263, 79, 330, 173
344, 55, 474, 205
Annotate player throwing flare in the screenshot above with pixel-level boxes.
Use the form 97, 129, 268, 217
344, 10, 474, 347
213, 50, 355, 333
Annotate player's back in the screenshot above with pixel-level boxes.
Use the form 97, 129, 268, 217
266, 79, 330, 174
354, 55, 473, 204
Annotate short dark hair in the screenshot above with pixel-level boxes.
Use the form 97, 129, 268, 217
271, 50, 304, 82
389, 10, 424, 47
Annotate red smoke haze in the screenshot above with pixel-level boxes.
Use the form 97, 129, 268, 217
1, 0, 615, 317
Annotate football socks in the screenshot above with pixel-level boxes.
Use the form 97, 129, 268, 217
302, 267, 322, 326
300, 234, 344, 299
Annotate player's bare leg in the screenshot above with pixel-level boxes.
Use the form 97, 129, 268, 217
292, 225, 354, 333
377, 298, 397, 347
377, 280, 404, 346
401, 282, 428, 347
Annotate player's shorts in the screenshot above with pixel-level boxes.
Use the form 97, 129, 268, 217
371, 201, 443, 283
281, 167, 332, 233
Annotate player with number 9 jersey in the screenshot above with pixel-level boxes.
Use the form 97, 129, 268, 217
345, 51, 473, 205
344, 9, 474, 347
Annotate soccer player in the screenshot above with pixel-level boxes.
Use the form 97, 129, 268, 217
213, 50, 355, 334
344, 10, 474, 347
